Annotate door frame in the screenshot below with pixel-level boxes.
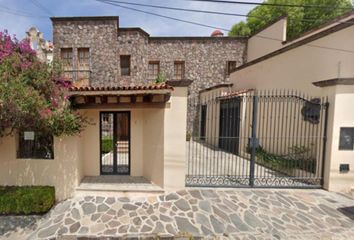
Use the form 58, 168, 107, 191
99, 111, 131, 175
218, 98, 241, 155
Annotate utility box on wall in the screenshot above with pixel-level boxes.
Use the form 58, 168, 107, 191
339, 127, 354, 150
340, 164, 350, 173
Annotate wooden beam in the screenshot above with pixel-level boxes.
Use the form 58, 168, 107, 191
74, 102, 167, 109
143, 94, 153, 103
131, 95, 137, 103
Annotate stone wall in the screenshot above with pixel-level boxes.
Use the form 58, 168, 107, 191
51, 17, 247, 131
52, 17, 119, 86
147, 37, 246, 132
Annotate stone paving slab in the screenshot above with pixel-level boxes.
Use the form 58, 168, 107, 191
1, 189, 354, 240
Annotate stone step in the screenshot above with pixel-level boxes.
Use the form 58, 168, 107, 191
75, 176, 165, 198
75, 189, 164, 198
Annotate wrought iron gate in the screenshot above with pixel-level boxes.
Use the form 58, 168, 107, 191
186, 90, 329, 188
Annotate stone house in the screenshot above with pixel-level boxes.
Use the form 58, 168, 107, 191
51, 17, 246, 131
0, 16, 246, 200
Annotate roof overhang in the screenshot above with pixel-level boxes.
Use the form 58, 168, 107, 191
312, 78, 354, 87
68, 84, 173, 109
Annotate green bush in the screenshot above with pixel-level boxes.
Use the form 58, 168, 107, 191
246, 145, 316, 173
101, 137, 113, 154
0, 186, 55, 215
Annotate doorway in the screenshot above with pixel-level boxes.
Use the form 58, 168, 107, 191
100, 112, 130, 175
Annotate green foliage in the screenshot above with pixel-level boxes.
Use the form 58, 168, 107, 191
0, 30, 88, 137
229, 0, 353, 39
247, 144, 317, 173
101, 137, 113, 154
229, 21, 252, 37
186, 132, 191, 141
154, 72, 166, 84
0, 186, 55, 215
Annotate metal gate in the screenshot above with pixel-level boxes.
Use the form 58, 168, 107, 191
186, 90, 329, 188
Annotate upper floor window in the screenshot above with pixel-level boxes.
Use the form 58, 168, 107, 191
60, 48, 73, 68
17, 131, 54, 159
227, 61, 237, 75
120, 55, 131, 76
174, 61, 185, 80
148, 61, 160, 80
78, 48, 90, 70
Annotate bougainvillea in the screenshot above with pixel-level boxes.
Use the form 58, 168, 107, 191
0, 30, 87, 137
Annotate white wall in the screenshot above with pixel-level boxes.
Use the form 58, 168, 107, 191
234, 26, 354, 95
230, 24, 354, 193
163, 87, 188, 190
0, 135, 84, 201
247, 17, 287, 62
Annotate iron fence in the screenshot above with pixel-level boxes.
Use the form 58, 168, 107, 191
186, 89, 329, 188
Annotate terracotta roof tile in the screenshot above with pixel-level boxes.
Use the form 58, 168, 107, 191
69, 83, 173, 91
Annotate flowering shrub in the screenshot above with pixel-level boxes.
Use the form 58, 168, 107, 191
0, 30, 87, 137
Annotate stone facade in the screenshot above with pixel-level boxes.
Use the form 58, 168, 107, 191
51, 16, 247, 131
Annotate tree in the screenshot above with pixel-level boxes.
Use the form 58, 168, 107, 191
229, 0, 353, 39
0, 30, 87, 137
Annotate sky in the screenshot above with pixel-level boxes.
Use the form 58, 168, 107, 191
0, 0, 263, 40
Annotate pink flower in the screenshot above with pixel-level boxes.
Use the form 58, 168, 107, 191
40, 108, 53, 118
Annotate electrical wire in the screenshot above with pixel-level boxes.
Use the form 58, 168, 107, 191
100, 0, 353, 24
96, 0, 231, 31
182, 0, 353, 10
30, 0, 54, 16
96, 0, 354, 54
0, 5, 49, 18
99, 0, 268, 20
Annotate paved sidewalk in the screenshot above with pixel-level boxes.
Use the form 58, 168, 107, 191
2, 189, 354, 239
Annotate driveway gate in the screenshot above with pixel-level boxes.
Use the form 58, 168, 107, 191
186, 90, 329, 188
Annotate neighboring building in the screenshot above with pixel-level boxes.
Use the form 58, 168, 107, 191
198, 10, 354, 193
26, 27, 53, 64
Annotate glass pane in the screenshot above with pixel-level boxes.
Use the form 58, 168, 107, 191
116, 113, 130, 174
101, 113, 114, 173
18, 131, 53, 159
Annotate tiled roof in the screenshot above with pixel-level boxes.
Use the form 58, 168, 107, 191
69, 83, 173, 91
218, 89, 254, 99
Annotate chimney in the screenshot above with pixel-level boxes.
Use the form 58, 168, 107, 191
211, 29, 224, 37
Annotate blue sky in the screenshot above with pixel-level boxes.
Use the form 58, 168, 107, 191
0, 0, 262, 40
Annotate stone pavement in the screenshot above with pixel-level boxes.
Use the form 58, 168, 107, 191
2, 189, 354, 240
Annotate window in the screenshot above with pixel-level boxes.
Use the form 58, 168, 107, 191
17, 131, 54, 159
339, 128, 354, 150
60, 48, 73, 68
148, 61, 160, 79
174, 61, 185, 80
78, 48, 90, 70
227, 61, 237, 75
120, 55, 131, 76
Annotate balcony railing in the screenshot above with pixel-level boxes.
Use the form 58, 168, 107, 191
63, 70, 91, 87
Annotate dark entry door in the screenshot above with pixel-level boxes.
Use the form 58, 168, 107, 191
100, 112, 130, 175
200, 105, 207, 141
219, 98, 241, 154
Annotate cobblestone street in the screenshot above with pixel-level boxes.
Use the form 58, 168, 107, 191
2, 189, 354, 240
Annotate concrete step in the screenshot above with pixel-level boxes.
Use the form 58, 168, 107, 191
75, 176, 165, 198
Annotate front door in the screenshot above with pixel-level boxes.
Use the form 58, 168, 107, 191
100, 112, 130, 175
218, 98, 241, 155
